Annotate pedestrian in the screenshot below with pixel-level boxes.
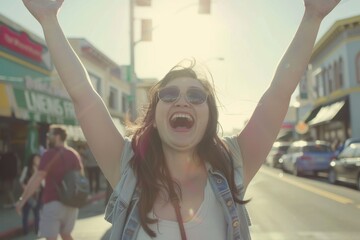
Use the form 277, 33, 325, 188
80, 143, 101, 194
19, 153, 42, 235
16, 125, 84, 240
21, 0, 341, 239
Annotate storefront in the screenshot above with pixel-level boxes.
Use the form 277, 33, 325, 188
0, 15, 82, 170
305, 96, 351, 144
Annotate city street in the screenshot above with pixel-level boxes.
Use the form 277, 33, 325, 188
13, 166, 360, 240
247, 166, 360, 240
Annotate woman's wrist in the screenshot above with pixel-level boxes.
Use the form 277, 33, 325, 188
39, 15, 60, 31
303, 8, 326, 23
18, 195, 27, 203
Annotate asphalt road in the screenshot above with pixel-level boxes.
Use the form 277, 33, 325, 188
13, 165, 360, 240
247, 166, 360, 240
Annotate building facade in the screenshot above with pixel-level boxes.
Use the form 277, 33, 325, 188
68, 38, 131, 135
0, 14, 131, 172
0, 13, 65, 165
300, 15, 360, 144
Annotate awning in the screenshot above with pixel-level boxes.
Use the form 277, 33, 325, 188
308, 100, 345, 126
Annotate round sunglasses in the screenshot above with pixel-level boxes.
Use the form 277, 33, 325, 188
158, 86, 208, 105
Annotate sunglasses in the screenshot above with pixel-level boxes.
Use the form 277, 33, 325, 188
158, 86, 208, 105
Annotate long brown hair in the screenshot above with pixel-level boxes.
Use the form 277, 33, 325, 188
129, 60, 248, 237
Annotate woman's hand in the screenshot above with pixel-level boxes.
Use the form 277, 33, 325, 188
304, 0, 341, 20
22, 0, 64, 24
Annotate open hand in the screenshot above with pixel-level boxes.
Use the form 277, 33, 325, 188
22, 0, 64, 23
304, 0, 341, 19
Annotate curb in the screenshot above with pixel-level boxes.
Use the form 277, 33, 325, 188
0, 192, 105, 240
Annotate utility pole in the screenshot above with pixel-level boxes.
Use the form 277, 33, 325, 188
128, 0, 210, 121
129, 0, 137, 121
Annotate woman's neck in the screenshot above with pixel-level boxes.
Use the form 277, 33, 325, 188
162, 146, 205, 182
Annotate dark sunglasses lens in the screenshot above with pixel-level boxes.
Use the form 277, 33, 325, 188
159, 86, 180, 103
187, 88, 207, 104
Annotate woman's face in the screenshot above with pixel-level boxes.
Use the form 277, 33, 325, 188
155, 77, 209, 151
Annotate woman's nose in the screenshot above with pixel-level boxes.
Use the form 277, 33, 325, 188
175, 93, 189, 107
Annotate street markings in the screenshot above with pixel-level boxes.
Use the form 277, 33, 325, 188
260, 168, 354, 205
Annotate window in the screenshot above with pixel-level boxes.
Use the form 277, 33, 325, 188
109, 87, 118, 110
321, 67, 328, 95
315, 72, 325, 97
327, 65, 333, 93
88, 73, 102, 95
122, 93, 128, 113
304, 144, 331, 153
353, 146, 360, 158
338, 146, 355, 158
338, 57, 343, 88
333, 61, 338, 90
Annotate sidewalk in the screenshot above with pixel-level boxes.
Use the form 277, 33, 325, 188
0, 191, 106, 240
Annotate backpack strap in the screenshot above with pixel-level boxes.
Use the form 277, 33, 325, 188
44, 148, 63, 174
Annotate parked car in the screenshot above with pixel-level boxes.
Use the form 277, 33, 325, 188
281, 140, 334, 176
335, 137, 360, 156
328, 143, 360, 190
265, 142, 291, 168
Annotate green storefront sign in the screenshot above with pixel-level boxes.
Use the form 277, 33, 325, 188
12, 87, 77, 125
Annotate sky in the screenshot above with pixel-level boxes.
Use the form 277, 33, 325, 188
1, 0, 359, 133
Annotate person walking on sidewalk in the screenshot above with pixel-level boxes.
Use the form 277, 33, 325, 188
19, 153, 42, 235
16, 125, 84, 240
21, 0, 340, 239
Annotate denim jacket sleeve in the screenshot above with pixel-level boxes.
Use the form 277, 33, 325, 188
104, 137, 136, 224
223, 136, 252, 227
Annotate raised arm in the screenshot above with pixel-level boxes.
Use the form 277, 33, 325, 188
22, 0, 124, 187
237, 0, 341, 187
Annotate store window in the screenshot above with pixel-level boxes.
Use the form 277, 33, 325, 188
109, 87, 118, 110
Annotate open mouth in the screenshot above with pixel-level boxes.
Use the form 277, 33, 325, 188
169, 113, 194, 130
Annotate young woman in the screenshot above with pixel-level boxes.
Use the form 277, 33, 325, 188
21, 0, 341, 239
19, 154, 42, 235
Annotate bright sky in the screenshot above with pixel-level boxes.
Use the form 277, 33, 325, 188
1, 0, 359, 133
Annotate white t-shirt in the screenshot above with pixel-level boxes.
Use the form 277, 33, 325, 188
136, 180, 226, 240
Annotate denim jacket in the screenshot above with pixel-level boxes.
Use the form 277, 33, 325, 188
104, 136, 251, 240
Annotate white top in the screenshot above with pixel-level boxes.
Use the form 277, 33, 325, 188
136, 180, 226, 240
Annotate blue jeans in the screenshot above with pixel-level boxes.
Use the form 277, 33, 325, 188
22, 199, 41, 234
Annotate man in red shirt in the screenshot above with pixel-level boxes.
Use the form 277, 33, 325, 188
16, 125, 84, 240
